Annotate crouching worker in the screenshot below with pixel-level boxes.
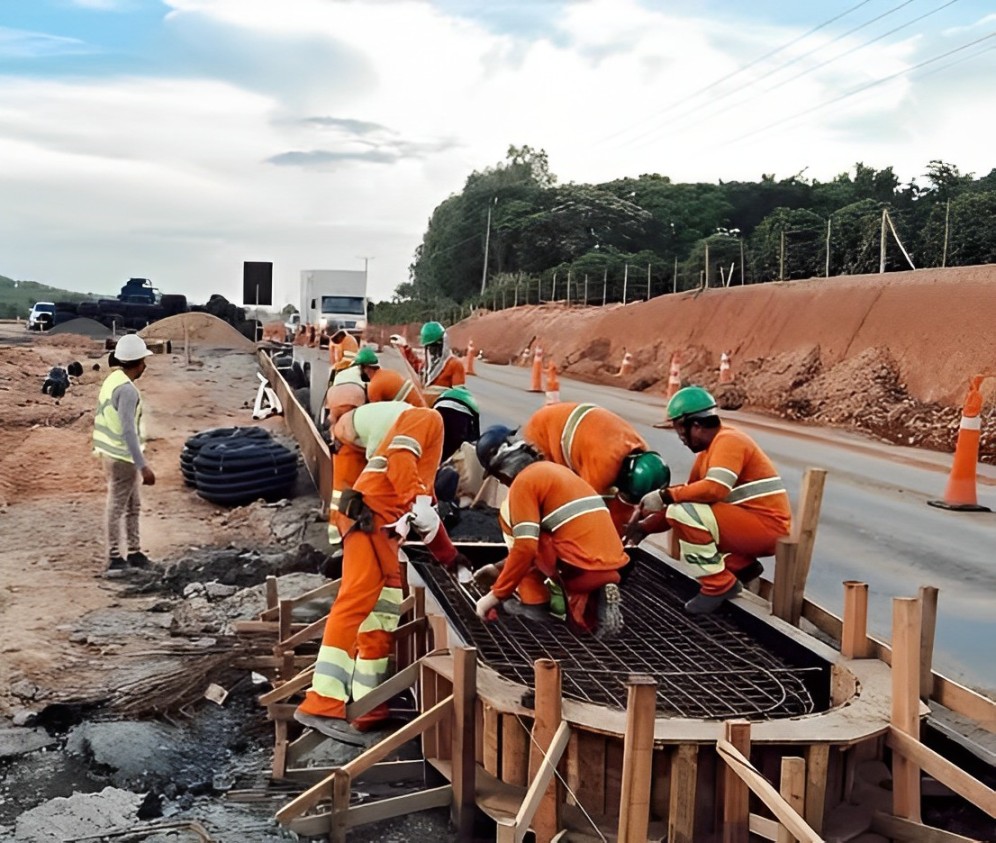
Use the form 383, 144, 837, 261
472, 426, 629, 640
628, 387, 792, 615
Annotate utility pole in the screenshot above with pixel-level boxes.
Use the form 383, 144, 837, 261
673, 256, 678, 294
739, 238, 745, 285
566, 269, 571, 305
647, 262, 651, 299
704, 242, 710, 287
779, 230, 786, 281
584, 273, 589, 306
942, 199, 951, 268
879, 209, 888, 273
622, 263, 629, 305
602, 268, 608, 306
480, 197, 496, 294
825, 218, 831, 278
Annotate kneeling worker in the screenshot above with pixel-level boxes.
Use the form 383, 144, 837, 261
630, 386, 792, 614
473, 426, 629, 639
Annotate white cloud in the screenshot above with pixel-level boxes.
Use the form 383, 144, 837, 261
0, 26, 92, 58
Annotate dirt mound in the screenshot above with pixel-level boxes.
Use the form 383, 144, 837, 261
448, 266, 996, 463
139, 312, 254, 351
47, 318, 111, 339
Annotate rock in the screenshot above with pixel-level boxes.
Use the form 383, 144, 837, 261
204, 581, 237, 600
0, 727, 57, 759
15, 786, 144, 842
11, 710, 38, 727
10, 680, 38, 701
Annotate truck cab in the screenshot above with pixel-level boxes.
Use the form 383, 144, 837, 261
119, 278, 162, 304
299, 269, 368, 339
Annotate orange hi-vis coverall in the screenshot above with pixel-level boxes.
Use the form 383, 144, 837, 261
367, 367, 426, 407
300, 407, 444, 721
666, 424, 791, 596
522, 402, 648, 534
425, 354, 466, 389
330, 334, 360, 371
493, 462, 628, 634
328, 402, 410, 549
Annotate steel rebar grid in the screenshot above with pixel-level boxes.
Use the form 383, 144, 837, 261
410, 550, 823, 720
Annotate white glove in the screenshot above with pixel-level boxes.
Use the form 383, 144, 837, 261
457, 565, 473, 585
473, 563, 503, 589
475, 591, 501, 620
639, 488, 671, 513
409, 494, 440, 538
390, 334, 408, 347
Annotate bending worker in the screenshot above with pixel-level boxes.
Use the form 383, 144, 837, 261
521, 401, 669, 535
473, 426, 628, 639
328, 328, 359, 372
352, 346, 425, 407
630, 386, 792, 614
296, 406, 465, 743
392, 321, 465, 392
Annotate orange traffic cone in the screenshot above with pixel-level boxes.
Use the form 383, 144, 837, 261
928, 375, 991, 512
666, 351, 682, 399
465, 339, 476, 375
719, 350, 733, 384
545, 360, 560, 404
529, 345, 544, 392
616, 350, 634, 377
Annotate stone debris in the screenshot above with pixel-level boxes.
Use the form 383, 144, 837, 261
14, 786, 144, 842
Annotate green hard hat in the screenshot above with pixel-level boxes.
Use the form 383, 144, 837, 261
433, 386, 479, 415
352, 347, 380, 367
616, 451, 671, 504
666, 386, 718, 422
420, 321, 445, 345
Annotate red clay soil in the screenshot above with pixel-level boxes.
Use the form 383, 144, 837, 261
439, 266, 996, 464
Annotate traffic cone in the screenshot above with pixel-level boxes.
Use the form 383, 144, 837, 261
545, 360, 560, 404
666, 351, 682, 399
465, 339, 476, 375
928, 375, 991, 512
719, 351, 733, 384
529, 345, 544, 392
616, 350, 634, 377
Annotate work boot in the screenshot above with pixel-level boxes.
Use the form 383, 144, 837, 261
293, 709, 368, 747
126, 551, 151, 568
501, 599, 552, 623
351, 703, 392, 733
734, 559, 764, 584
595, 583, 624, 640
684, 581, 743, 615
104, 555, 129, 579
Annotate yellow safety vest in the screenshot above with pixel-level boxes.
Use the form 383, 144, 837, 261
92, 369, 144, 462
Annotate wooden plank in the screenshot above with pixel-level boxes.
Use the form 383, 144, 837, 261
452, 647, 477, 839
886, 728, 996, 819
233, 620, 311, 634
331, 768, 349, 843
421, 662, 439, 761
484, 705, 501, 776
272, 719, 288, 780
788, 467, 826, 624
345, 660, 420, 722
777, 756, 806, 843
617, 676, 658, 843
771, 538, 801, 624
870, 810, 985, 842
345, 785, 453, 828
513, 721, 572, 843
436, 674, 453, 763
668, 744, 698, 843
275, 696, 453, 824
841, 581, 870, 659
722, 720, 751, 843
919, 586, 939, 701
892, 596, 923, 823
529, 659, 563, 843
574, 731, 606, 815
285, 759, 427, 785
279, 615, 328, 649
716, 739, 822, 843
804, 744, 830, 834
749, 813, 780, 841
258, 667, 314, 705
265, 575, 278, 612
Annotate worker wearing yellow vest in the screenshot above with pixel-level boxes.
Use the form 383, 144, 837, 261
92, 334, 156, 578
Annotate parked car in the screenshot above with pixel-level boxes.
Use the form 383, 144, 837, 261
27, 302, 56, 331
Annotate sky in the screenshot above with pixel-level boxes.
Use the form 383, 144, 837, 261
1, 0, 994, 308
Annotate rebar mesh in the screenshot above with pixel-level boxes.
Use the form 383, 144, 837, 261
411, 549, 825, 720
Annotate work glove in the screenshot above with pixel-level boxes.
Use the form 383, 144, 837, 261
639, 486, 674, 514
475, 591, 501, 621
473, 563, 503, 589
389, 334, 408, 347
409, 495, 439, 538
339, 488, 374, 533
625, 509, 671, 546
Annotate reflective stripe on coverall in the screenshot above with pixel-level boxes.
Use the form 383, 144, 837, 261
666, 425, 791, 596
493, 461, 628, 634
301, 407, 443, 719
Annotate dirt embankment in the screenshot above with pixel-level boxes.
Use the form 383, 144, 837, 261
445, 266, 996, 463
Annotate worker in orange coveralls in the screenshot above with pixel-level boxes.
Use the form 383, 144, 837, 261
391, 321, 465, 392
629, 386, 792, 614
328, 328, 360, 372
521, 402, 669, 535
295, 407, 471, 744
352, 346, 426, 407
472, 426, 629, 639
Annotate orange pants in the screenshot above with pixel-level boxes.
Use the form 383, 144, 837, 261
667, 502, 787, 596
298, 526, 402, 720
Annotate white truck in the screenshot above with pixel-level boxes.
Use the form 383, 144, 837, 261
299, 269, 368, 338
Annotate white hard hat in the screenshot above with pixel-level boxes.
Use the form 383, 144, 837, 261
114, 334, 153, 362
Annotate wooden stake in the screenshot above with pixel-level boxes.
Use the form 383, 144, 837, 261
919, 586, 939, 701
771, 538, 800, 624
529, 659, 563, 843
722, 720, 751, 843
804, 744, 829, 834
789, 468, 826, 623
331, 768, 350, 843
501, 713, 528, 787
618, 675, 658, 842
668, 744, 698, 843
841, 581, 870, 659
777, 757, 806, 843
892, 596, 923, 822
452, 646, 477, 838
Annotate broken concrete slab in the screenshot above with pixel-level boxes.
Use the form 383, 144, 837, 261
0, 727, 57, 759
14, 786, 143, 842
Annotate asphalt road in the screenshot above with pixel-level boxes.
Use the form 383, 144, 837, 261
462, 358, 996, 695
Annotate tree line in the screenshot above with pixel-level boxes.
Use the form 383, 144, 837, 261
371, 146, 995, 325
